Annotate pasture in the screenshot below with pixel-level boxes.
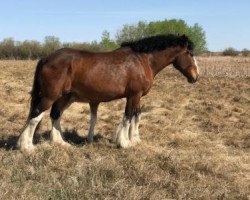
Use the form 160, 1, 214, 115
0, 56, 249, 199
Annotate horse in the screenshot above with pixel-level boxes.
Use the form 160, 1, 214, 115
17, 34, 199, 152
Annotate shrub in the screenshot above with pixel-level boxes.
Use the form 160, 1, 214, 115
116, 19, 207, 54
222, 47, 239, 56
242, 48, 250, 57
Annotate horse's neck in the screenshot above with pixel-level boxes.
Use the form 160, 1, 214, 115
150, 47, 183, 77
114, 46, 132, 52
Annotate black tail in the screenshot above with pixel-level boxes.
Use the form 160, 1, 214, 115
28, 58, 45, 120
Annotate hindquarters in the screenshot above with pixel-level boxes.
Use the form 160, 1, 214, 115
17, 54, 74, 152
30, 56, 73, 118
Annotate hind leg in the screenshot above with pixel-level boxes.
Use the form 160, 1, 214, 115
87, 103, 99, 142
17, 98, 53, 152
50, 94, 73, 146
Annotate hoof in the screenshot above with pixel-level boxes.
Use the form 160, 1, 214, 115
17, 144, 36, 153
87, 136, 94, 143
118, 139, 132, 148
51, 140, 71, 148
130, 137, 141, 146
61, 141, 71, 148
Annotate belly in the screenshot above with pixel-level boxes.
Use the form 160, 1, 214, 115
71, 80, 127, 102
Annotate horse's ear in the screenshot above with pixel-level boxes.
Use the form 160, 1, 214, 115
180, 34, 188, 48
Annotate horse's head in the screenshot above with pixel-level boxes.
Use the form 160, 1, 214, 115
173, 46, 199, 84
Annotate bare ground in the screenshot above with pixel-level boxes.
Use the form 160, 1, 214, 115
0, 57, 249, 199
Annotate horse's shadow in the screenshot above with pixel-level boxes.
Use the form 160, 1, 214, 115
0, 129, 103, 151
0, 135, 19, 150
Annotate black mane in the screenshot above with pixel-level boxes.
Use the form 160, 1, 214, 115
121, 34, 194, 53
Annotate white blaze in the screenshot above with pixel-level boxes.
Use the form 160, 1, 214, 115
193, 57, 199, 75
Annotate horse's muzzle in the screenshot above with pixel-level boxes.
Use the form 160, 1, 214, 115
188, 75, 199, 83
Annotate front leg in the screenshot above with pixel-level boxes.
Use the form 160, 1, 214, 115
115, 115, 131, 148
114, 94, 142, 148
87, 103, 99, 142
129, 113, 141, 145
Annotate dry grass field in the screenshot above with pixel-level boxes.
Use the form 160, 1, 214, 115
0, 56, 249, 199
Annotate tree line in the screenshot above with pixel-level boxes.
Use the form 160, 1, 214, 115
222, 47, 250, 56
0, 19, 209, 59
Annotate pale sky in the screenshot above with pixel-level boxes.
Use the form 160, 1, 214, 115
0, 0, 249, 51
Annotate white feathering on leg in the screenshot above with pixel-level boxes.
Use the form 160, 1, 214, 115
17, 112, 45, 152
51, 118, 70, 147
115, 116, 131, 148
129, 114, 141, 145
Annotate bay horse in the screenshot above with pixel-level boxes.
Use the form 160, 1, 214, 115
17, 34, 199, 152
